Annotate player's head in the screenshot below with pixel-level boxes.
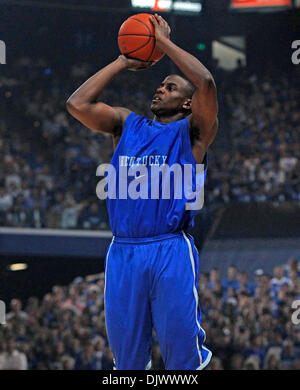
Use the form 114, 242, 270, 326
151, 74, 195, 118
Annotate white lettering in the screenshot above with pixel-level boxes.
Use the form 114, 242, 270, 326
291, 40, 300, 65
292, 300, 300, 325
184, 163, 205, 211
96, 163, 116, 200
0, 300, 6, 325
0, 41, 6, 64
148, 155, 154, 165
102, 374, 136, 387
128, 165, 148, 200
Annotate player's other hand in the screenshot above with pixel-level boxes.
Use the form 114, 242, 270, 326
118, 55, 154, 71
150, 14, 171, 44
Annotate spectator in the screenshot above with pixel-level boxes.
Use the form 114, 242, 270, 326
0, 336, 28, 370
60, 196, 85, 229
222, 265, 239, 292
6, 299, 28, 322
280, 339, 299, 369
206, 356, 224, 370
243, 355, 260, 370
0, 186, 13, 211
271, 266, 291, 299
207, 268, 221, 290
229, 353, 244, 370
80, 203, 106, 230
264, 352, 281, 370
237, 271, 256, 295
61, 356, 75, 370
28, 201, 46, 228
101, 345, 114, 370
74, 342, 101, 370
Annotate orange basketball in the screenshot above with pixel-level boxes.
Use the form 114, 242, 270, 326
118, 13, 164, 63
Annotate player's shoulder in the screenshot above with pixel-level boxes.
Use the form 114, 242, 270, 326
113, 107, 132, 124
123, 111, 150, 127
115, 108, 149, 125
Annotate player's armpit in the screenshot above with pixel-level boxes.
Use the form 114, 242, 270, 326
191, 118, 219, 164
66, 100, 131, 136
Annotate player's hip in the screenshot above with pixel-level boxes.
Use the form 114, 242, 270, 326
107, 230, 198, 258
112, 230, 184, 245
104, 230, 200, 285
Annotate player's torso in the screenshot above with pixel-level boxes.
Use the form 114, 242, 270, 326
106, 112, 203, 238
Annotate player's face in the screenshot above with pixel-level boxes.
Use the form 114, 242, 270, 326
151, 75, 190, 117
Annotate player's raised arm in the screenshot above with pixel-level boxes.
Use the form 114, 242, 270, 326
150, 14, 218, 163
66, 56, 152, 135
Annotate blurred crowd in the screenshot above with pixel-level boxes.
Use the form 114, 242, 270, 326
0, 259, 299, 370
206, 64, 300, 205
0, 273, 114, 370
201, 258, 300, 370
0, 56, 299, 229
0, 56, 154, 230
206, 62, 300, 203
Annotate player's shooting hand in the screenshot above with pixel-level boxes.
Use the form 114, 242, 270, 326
150, 14, 171, 44
118, 55, 153, 71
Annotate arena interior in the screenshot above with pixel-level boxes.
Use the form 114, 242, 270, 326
0, 0, 300, 371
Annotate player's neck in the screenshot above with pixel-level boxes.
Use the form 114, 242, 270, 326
153, 112, 186, 124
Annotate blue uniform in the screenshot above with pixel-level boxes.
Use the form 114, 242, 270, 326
104, 112, 211, 370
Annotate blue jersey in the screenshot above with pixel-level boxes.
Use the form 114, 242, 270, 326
106, 112, 207, 238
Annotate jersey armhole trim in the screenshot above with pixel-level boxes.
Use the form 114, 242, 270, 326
111, 111, 138, 161
123, 111, 137, 128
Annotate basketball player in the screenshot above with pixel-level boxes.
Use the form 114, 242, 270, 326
66, 14, 218, 370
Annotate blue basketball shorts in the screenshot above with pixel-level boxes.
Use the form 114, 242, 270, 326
104, 230, 212, 370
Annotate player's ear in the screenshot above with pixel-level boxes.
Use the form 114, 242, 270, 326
182, 98, 192, 111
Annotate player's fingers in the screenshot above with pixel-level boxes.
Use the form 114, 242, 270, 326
154, 14, 161, 26
159, 16, 169, 30
153, 13, 170, 37
159, 15, 168, 26
150, 15, 157, 24
134, 64, 152, 71
138, 61, 152, 68
155, 14, 163, 24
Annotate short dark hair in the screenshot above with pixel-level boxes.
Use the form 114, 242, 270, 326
181, 76, 196, 99
168, 74, 195, 99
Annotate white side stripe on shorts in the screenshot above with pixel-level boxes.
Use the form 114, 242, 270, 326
104, 237, 115, 306
182, 231, 203, 367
